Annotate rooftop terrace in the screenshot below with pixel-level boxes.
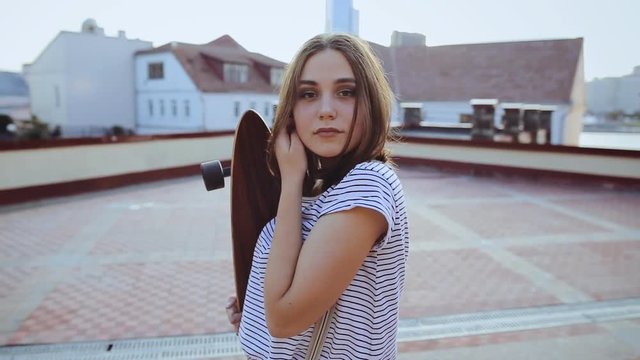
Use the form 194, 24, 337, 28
0, 164, 639, 359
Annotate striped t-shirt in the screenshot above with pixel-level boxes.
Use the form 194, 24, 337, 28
238, 160, 409, 359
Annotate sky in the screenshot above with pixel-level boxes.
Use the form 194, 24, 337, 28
1, 0, 638, 81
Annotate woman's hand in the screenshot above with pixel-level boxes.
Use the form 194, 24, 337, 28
225, 296, 241, 333
274, 128, 307, 183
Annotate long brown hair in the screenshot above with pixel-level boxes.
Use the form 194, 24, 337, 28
267, 33, 395, 195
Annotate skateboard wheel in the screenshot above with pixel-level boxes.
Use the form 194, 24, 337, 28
201, 160, 225, 191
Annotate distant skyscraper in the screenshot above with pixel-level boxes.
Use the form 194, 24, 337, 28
325, 0, 359, 36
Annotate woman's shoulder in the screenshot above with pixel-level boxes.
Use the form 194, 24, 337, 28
346, 160, 399, 184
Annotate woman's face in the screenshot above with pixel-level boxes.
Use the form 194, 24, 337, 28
292, 49, 363, 159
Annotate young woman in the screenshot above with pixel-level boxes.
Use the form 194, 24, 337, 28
227, 33, 409, 359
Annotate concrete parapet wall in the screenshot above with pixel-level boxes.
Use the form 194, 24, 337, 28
391, 140, 640, 180
1, 133, 638, 205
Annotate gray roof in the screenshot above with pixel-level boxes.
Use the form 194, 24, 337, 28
370, 38, 583, 104
0, 72, 29, 96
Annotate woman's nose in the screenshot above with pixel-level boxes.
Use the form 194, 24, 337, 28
319, 96, 336, 120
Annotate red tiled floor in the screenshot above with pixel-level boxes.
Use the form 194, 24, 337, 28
554, 194, 640, 229
1, 166, 639, 352
495, 175, 615, 198
434, 201, 608, 239
509, 240, 640, 301
400, 249, 559, 318
0, 266, 39, 299
402, 176, 513, 202
7, 261, 236, 345
0, 205, 94, 257
407, 208, 461, 243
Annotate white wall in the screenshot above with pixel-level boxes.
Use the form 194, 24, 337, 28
563, 50, 586, 146
0, 135, 233, 190
135, 53, 278, 133
135, 52, 203, 133
65, 33, 151, 132
418, 101, 471, 124
25, 31, 151, 136
23, 34, 68, 126
203, 93, 277, 130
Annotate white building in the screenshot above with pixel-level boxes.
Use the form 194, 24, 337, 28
370, 34, 586, 145
135, 35, 284, 133
587, 66, 640, 116
0, 71, 31, 122
325, 0, 359, 36
23, 19, 152, 137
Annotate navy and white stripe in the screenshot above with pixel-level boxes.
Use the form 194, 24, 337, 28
239, 160, 409, 359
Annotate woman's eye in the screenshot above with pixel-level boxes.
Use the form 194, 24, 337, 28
299, 90, 316, 99
337, 89, 355, 97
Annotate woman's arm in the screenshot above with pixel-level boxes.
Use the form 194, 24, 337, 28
264, 130, 387, 337
266, 206, 386, 337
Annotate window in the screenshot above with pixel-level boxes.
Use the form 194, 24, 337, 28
264, 102, 270, 117
54, 85, 60, 108
234, 101, 240, 117
171, 100, 177, 116
250, 101, 256, 110
159, 100, 165, 116
270, 68, 284, 86
148, 62, 164, 79
184, 100, 190, 117
148, 99, 153, 116
224, 63, 248, 83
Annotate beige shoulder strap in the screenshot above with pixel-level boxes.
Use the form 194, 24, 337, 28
305, 307, 335, 360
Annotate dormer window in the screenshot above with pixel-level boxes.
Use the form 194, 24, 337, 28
270, 68, 284, 86
148, 62, 164, 79
224, 63, 248, 83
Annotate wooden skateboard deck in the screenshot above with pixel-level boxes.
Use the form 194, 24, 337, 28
229, 110, 279, 311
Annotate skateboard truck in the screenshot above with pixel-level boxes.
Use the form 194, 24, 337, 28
200, 160, 231, 191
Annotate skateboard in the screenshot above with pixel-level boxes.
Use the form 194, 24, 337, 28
201, 110, 279, 312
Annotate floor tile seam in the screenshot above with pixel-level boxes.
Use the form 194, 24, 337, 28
412, 203, 593, 302
410, 197, 523, 206
481, 246, 593, 303
53, 207, 128, 257
412, 193, 615, 207
411, 203, 481, 241
0, 268, 72, 334
598, 320, 640, 354
497, 189, 629, 232
489, 229, 640, 247
0, 251, 230, 270
59, 253, 229, 268
408, 229, 640, 252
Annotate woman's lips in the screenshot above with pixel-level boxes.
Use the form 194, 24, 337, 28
314, 128, 342, 137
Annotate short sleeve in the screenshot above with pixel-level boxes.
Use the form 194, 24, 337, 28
319, 162, 397, 250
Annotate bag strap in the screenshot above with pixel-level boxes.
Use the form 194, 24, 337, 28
305, 307, 335, 360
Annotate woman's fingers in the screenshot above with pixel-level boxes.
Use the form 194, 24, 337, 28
225, 296, 241, 333
226, 296, 237, 309
289, 130, 304, 152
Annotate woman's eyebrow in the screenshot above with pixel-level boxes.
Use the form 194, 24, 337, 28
298, 78, 356, 86
335, 78, 356, 84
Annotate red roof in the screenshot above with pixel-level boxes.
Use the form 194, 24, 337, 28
137, 35, 285, 93
370, 38, 583, 104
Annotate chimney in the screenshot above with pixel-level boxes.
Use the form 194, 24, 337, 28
118, 30, 126, 39
390, 31, 426, 47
